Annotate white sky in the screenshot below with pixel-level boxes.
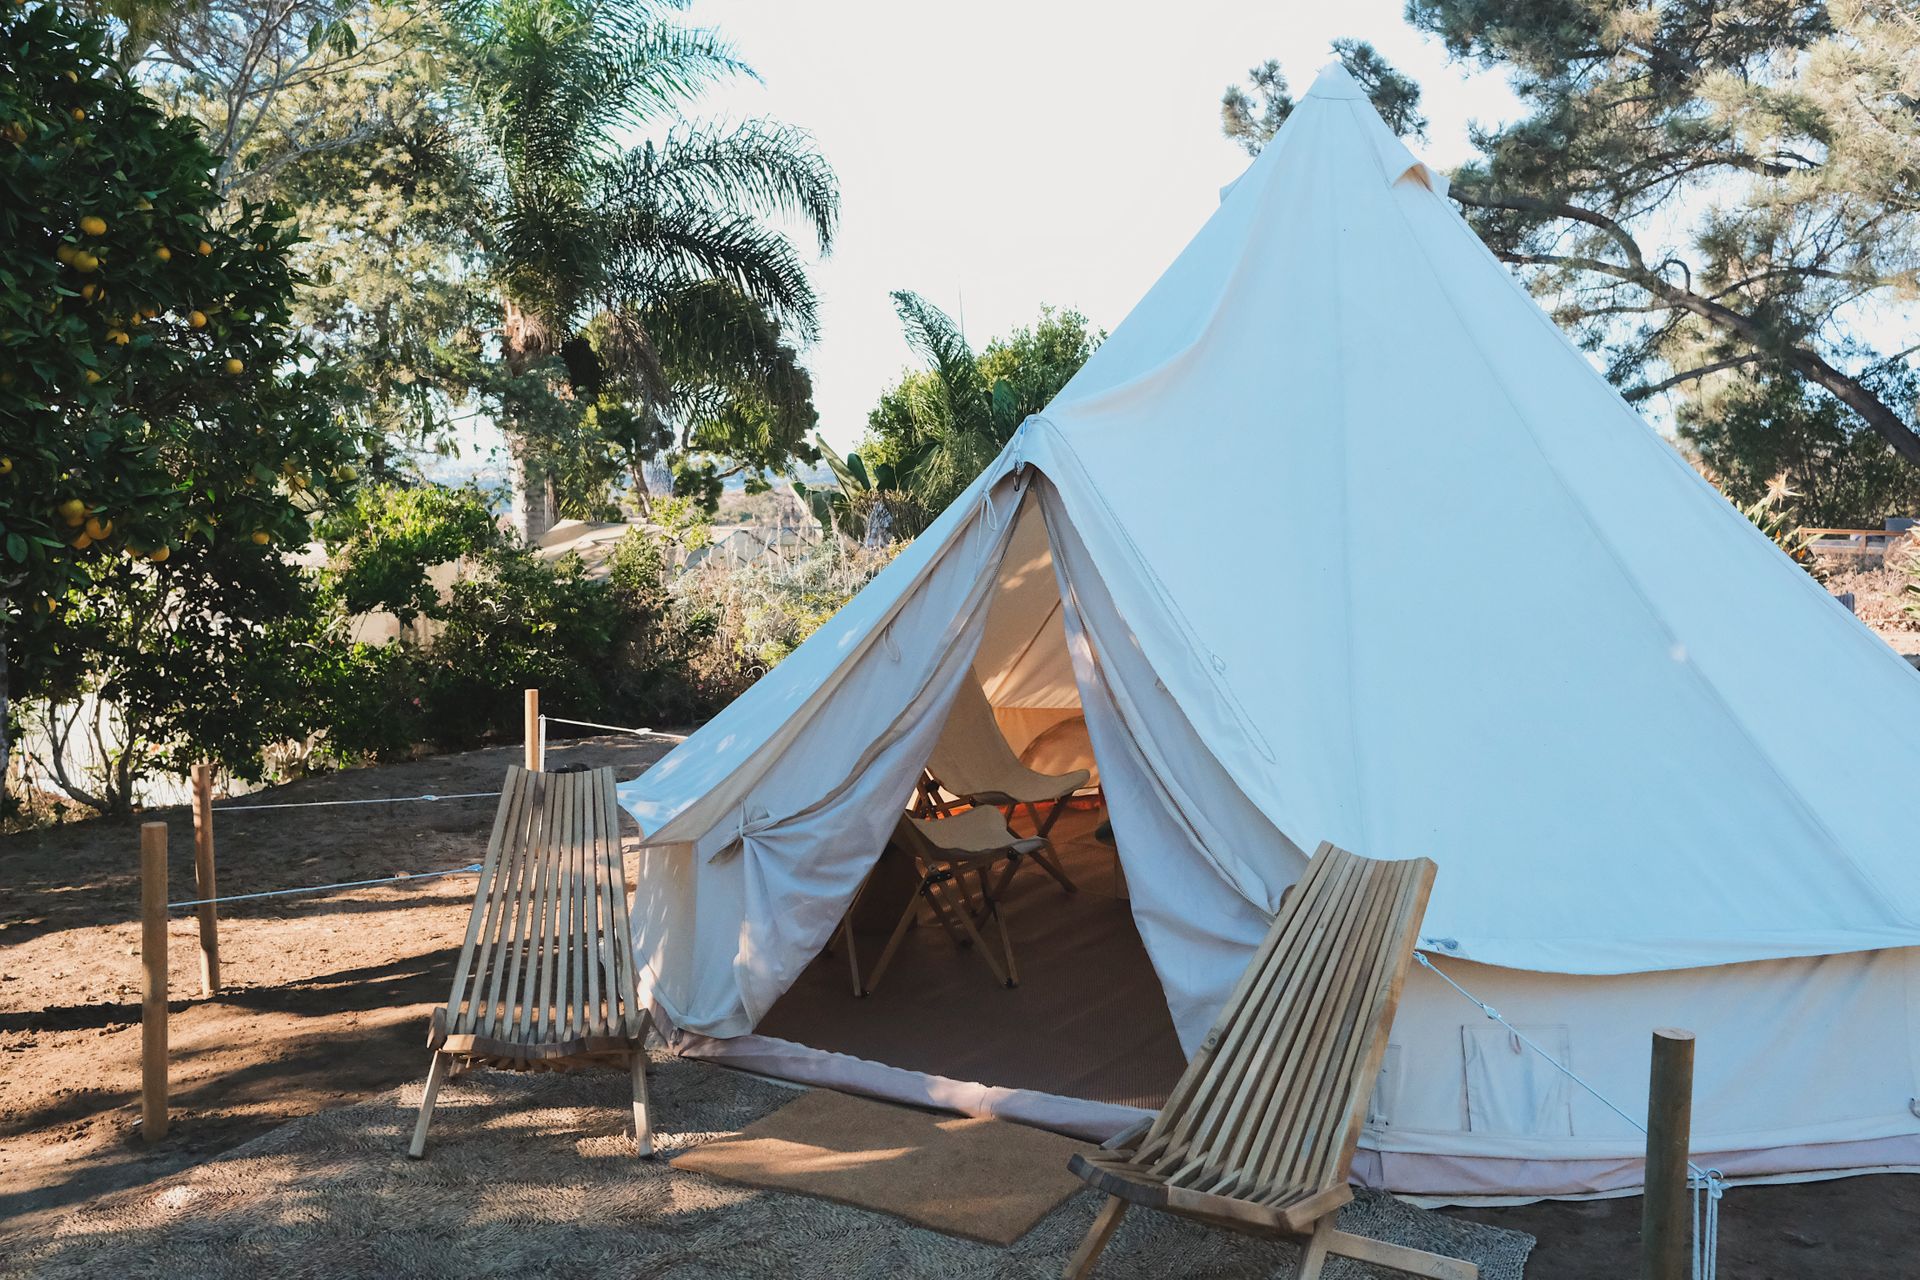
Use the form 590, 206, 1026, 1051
680, 0, 1524, 452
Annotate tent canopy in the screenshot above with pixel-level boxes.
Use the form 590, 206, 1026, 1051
622, 63, 1920, 1038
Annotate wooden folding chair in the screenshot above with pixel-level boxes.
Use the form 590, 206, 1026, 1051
408, 765, 655, 1159
924, 678, 1089, 892
847, 808, 1047, 996
1063, 843, 1475, 1280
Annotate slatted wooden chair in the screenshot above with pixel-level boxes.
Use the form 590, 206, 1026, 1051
1063, 843, 1475, 1280
407, 765, 655, 1159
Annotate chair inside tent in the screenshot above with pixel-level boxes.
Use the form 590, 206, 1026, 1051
754, 492, 1187, 1114
617, 62, 1920, 1203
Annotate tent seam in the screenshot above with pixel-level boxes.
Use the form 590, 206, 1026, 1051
1334, 101, 1372, 858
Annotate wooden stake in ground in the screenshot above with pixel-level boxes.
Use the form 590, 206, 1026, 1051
1642, 1027, 1695, 1280
190, 763, 220, 995
139, 821, 169, 1142
524, 687, 541, 771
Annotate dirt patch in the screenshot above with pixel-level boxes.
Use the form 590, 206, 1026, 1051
0, 734, 673, 1241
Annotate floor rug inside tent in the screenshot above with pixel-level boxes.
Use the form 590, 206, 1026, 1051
670, 1087, 1084, 1245
7, 1054, 1535, 1279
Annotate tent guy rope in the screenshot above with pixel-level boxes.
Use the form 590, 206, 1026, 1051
540, 714, 658, 737
167, 862, 484, 910
212, 790, 502, 812
1414, 950, 1725, 1279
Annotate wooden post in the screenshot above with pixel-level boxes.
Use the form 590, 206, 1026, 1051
190, 763, 220, 996
524, 687, 541, 771
1641, 1027, 1695, 1280
139, 821, 169, 1142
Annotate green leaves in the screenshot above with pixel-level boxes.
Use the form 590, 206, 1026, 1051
1, 2, 366, 810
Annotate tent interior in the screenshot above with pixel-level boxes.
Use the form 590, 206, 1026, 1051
754, 490, 1188, 1110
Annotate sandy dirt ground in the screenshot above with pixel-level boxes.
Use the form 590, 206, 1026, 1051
3, 732, 1917, 1276
0, 734, 672, 1243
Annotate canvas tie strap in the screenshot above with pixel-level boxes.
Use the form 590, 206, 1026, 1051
697, 804, 778, 863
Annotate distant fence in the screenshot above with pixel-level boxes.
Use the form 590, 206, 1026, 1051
1798, 527, 1914, 563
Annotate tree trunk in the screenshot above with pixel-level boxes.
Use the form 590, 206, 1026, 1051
508, 436, 552, 544
0, 619, 11, 813
501, 299, 553, 544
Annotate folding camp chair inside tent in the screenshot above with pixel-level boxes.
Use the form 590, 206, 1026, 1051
616, 64, 1920, 1201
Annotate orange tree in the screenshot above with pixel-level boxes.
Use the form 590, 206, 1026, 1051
0, 3, 363, 810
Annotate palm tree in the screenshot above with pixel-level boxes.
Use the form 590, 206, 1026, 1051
444, 0, 839, 536
880, 291, 1025, 514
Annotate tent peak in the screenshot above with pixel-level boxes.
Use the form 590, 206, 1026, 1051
1304, 61, 1367, 101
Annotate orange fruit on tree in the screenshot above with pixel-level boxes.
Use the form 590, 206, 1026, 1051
108, 329, 128, 345
84, 515, 112, 540
79, 215, 106, 236
155, 245, 171, 262
83, 369, 102, 384
56, 244, 76, 264
149, 545, 171, 563
188, 310, 207, 328
0, 457, 13, 474
57, 498, 86, 520
70, 531, 93, 550
196, 240, 212, 256
224, 357, 245, 375
72, 251, 98, 273
80, 283, 96, 300
70, 107, 85, 121
250, 530, 271, 545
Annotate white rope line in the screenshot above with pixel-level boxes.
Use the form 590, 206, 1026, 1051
538, 715, 656, 738
211, 791, 501, 812
167, 862, 483, 909
1414, 950, 1725, 1279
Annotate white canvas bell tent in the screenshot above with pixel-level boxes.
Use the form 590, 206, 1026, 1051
618, 63, 1920, 1199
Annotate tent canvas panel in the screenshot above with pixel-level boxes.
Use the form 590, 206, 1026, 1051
617, 62, 1920, 1197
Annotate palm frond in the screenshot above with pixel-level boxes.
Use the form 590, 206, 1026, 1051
890, 290, 985, 418
612, 120, 839, 252
611, 207, 819, 338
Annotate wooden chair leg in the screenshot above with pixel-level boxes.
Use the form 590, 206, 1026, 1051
840, 914, 863, 997
934, 877, 1010, 986
1032, 797, 1069, 840
407, 1050, 453, 1159
920, 875, 973, 947
863, 888, 925, 996
993, 897, 1019, 987
1324, 1229, 1480, 1280
1290, 1215, 1336, 1280
630, 1050, 653, 1157
1064, 1195, 1129, 1278
1027, 841, 1079, 893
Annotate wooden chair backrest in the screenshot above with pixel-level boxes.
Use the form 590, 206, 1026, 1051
440, 766, 645, 1050
1129, 842, 1435, 1199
